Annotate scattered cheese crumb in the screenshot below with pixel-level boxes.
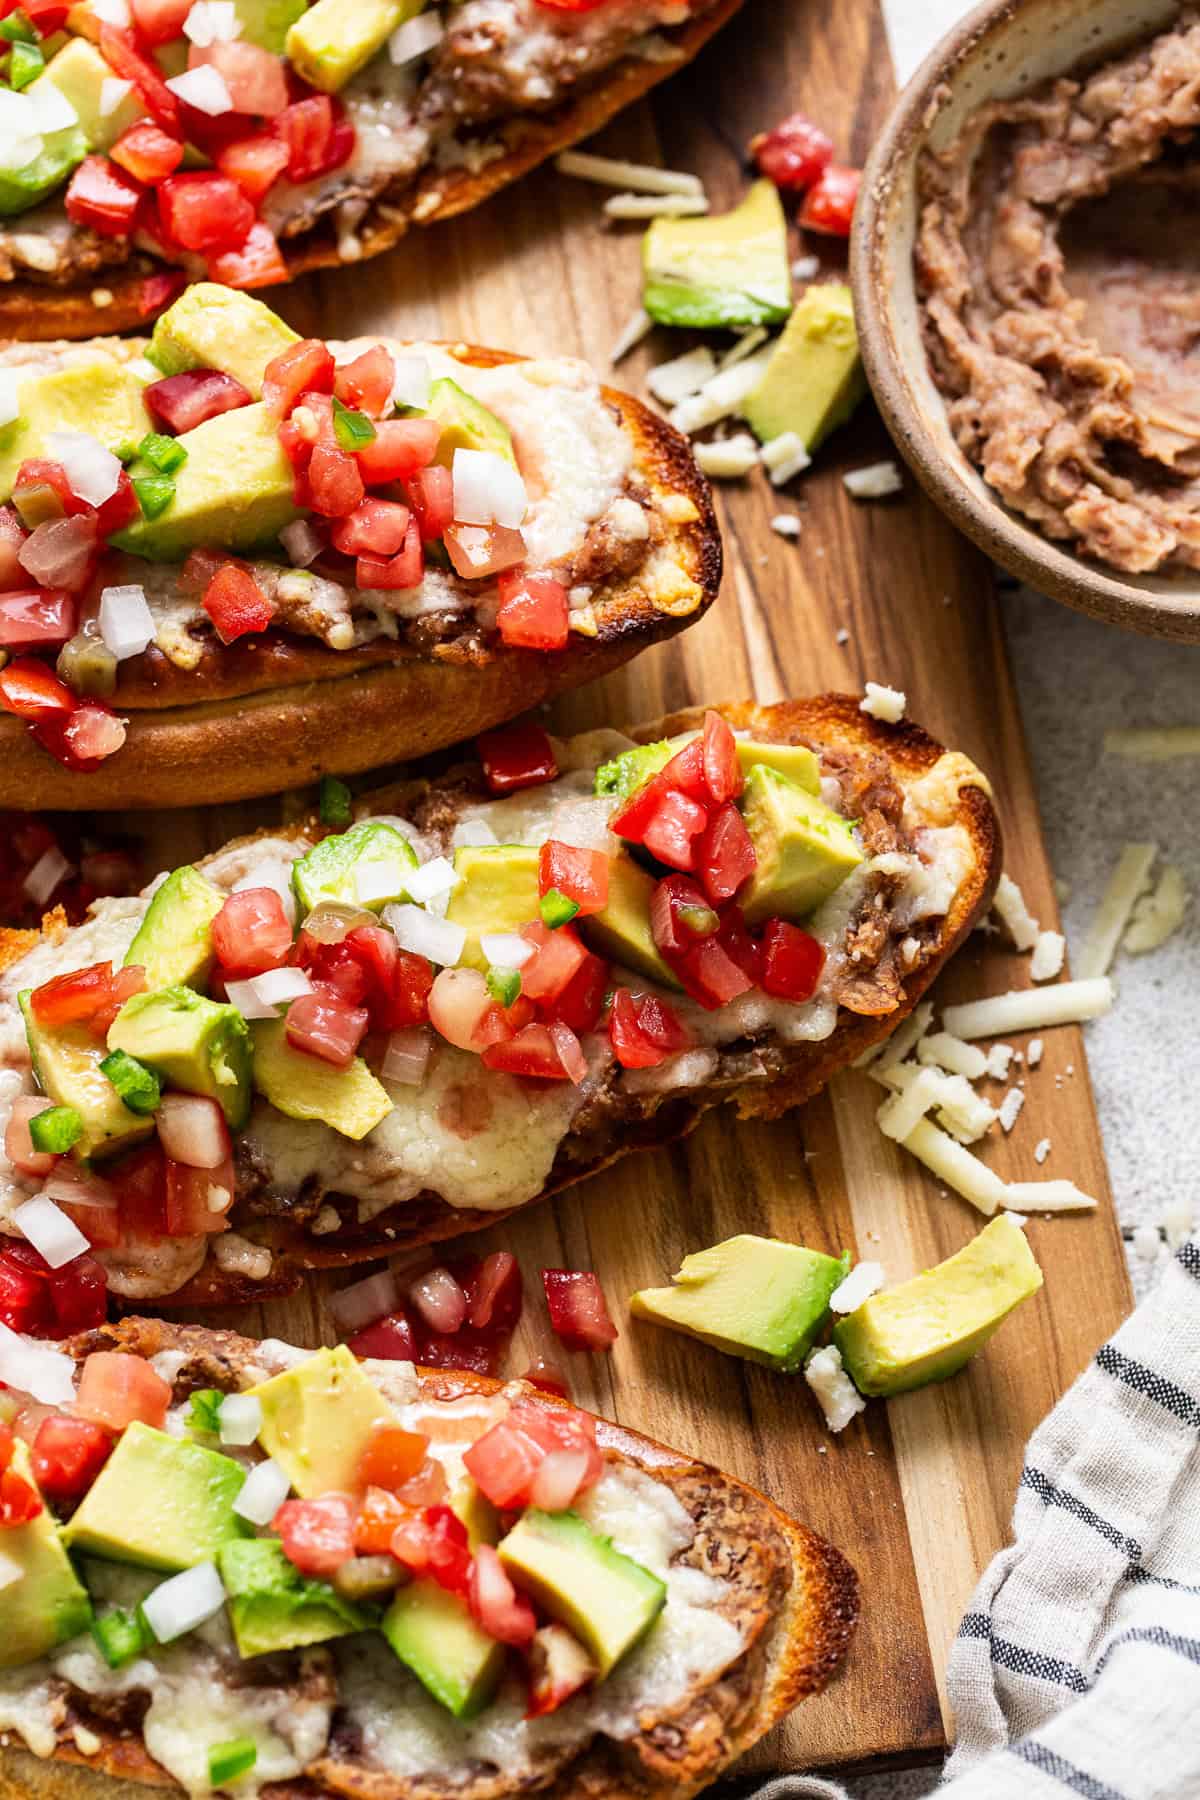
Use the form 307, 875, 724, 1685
830, 1261, 885, 1313
1034, 1137, 1051, 1165
998, 1088, 1025, 1133
1104, 727, 1200, 760
942, 979, 1114, 1040
1133, 1224, 1162, 1263
1078, 842, 1158, 979
604, 191, 709, 220
695, 434, 761, 480
1164, 1204, 1195, 1249
669, 348, 774, 435
918, 1031, 988, 1080
844, 460, 903, 499
72, 1726, 103, 1757
1004, 1181, 1098, 1213
1031, 930, 1066, 982
556, 150, 704, 195
761, 430, 812, 486
718, 327, 767, 370
791, 253, 820, 281
770, 512, 803, 539
986, 1044, 1014, 1080
1027, 1038, 1044, 1068
804, 1345, 867, 1433
835, 627, 850, 646
992, 872, 1039, 951
646, 344, 717, 406
213, 1233, 273, 1281
310, 1204, 341, 1236
609, 306, 653, 366
876, 1067, 944, 1142
859, 682, 906, 725
1124, 865, 1189, 955
1006, 1212, 1028, 1229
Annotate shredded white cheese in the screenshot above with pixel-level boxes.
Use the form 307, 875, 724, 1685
859, 682, 906, 725
609, 307, 654, 366
829, 1261, 885, 1314
992, 872, 1039, 951
843, 461, 903, 499
870, 1000, 934, 1070
668, 348, 774, 436
1004, 1181, 1098, 1213
1103, 727, 1200, 760
1078, 842, 1158, 979
918, 1032, 987, 1080
804, 1345, 866, 1433
1030, 930, 1066, 982
876, 1067, 944, 1142
1124, 866, 1189, 955
556, 151, 704, 196
901, 1119, 1008, 1216
694, 435, 760, 480
605, 192, 709, 220
646, 345, 717, 406
941, 979, 1114, 1040
986, 1043, 1014, 1080
718, 327, 768, 370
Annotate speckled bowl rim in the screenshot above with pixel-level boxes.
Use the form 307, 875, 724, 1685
849, 0, 1200, 642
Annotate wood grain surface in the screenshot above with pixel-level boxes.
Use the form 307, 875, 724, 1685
109, 0, 1132, 1774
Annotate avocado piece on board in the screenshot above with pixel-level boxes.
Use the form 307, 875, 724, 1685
124, 866, 224, 992
834, 1215, 1044, 1398
425, 378, 516, 470
63, 1422, 248, 1571
112, 401, 301, 560
642, 180, 791, 330
248, 1345, 394, 1498
743, 283, 866, 452
0, 1440, 92, 1670
292, 820, 419, 916
19, 990, 154, 1161
107, 986, 253, 1130
218, 1538, 369, 1657
740, 764, 862, 925
249, 1016, 393, 1140
631, 1235, 851, 1373
0, 123, 88, 218
382, 1577, 505, 1719
595, 733, 821, 800
579, 851, 680, 990
231, 0, 309, 53
499, 1509, 665, 1676
444, 845, 539, 972
0, 357, 152, 502
286, 0, 423, 93
38, 38, 144, 149
147, 283, 300, 398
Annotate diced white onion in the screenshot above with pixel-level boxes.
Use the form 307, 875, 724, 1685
0, 1323, 75, 1405
98, 584, 155, 661
329, 1266, 398, 1334
232, 1456, 290, 1526
388, 9, 444, 63
28, 82, 77, 135
98, 77, 134, 118
405, 857, 457, 905
23, 845, 71, 907
354, 860, 412, 907
382, 1026, 431, 1086
390, 353, 432, 411
218, 1392, 262, 1447
46, 431, 121, 507
383, 902, 466, 968
12, 1195, 89, 1271
451, 449, 528, 530
155, 1093, 227, 1170
280, 519, 323, 568
184, 0, 241, 45
0, 371, 22, 428
480, 931, 534, 968
165, 65, 233, 116
42, 1168, 115, 1211
247, 967, 312, 1007
450, 818, 497, 849
223, 977, 279, 1021
142, 1562, 226, 1643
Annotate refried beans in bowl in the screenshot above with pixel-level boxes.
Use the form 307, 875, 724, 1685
916, 8, 1200, 576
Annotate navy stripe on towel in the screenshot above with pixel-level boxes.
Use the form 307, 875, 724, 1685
958, 1613, 1088, 1693
1095, 1343, 1200, 1430
1011, 1739, 1127, 1800
1095, 1625, 1200, 1681
1020, 1467, 1142, 1560
1176, 1240, 1200, 1282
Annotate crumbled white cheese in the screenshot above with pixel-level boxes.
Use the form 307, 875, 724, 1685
992, 872, 1040, 951
829, 1262, 885, 1313
859, 682, 906, 725
309, 1204, 340, 1237
646, 345, 717, 406
770, 512, 803, 539
212, 1235, 273, 1281
843, 461, 903, 499
835, 628, 850, 646
1124, 865, 1189, 955
694, 434, 760, 480
1006, 1211, 1028, 1228
1034, 1137, 1051, 1165
761, 430, 811, 486
1031, 931, 1065, 982
918, 1032, 988, 1080
997, 1088, 1025, 1133
804, 1345, 866, 1433
1027, 1038, 1044, 1068
876, 1067, 943, 1142
1133, 1224, 1162, 1263
669, 348, 774, 436
791, 254, 820, 281
942, 980, 1114, 1040
1078, 842, 1158, 979
986, 1043, 1014, 1080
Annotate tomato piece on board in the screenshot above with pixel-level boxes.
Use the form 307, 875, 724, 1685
211, 886, 293, 978
202, 562, 275, 643
274, 1495, 356, 1577
541, 1269, 618, 1352
156, 172, 255, 254
208, 220, 289, 290
464, 1251, 523, 1334
495, 570, 569, 651
110, 121, 184, 183
216, 130, 290, 202
759, 917, 826, 1001
538, 841, 609, 918
477, 722, 558, 795
286, 989, 369, 1067
31, 1415, 112, 1505
751, 113, 834, 191
74, 1351, 170, 1432
145, 369, 254, 435
469, 1544, 537, 1646
696, 801, 757, 906
63, 155, 143, 237
798, 163, 860, 236
357, 1422, 430, 1493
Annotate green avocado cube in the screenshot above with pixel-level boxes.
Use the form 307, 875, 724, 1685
0, 356, 153, 503
124, 865, 225, 993
107, 986, 253, 1130
834, 1215, 1044, 1398
19, 991, 154, 1162
739, 763, 863, 925
249, 1016, 393, 1141
425, 378, 515, 470
286, 0, 424, 92
631, 1234, 850, 1372
743, 283, 866, 453
63, 1423, 248, 1571
147, 283, 300, 399
498, 1510, 665, 1677
231, 0, 309, 54
292, 819, 419, 917
382, 1578, 505, 1719
642, 179, 791, 330
218, 1539, 369, 1657
37, 37, 144, 149
0, 122, 88, 218
443, 845, 539, 972
578, 850, 680, 991
594, 733, 821, 800
248, 1345, 395, 1499
0, 1440, 92, 1670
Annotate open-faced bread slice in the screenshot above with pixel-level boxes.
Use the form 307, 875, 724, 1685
0, 1313, 858, 1800
0, 694, 999, 1307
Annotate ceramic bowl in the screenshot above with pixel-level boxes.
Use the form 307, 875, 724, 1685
850, 0, 1200, 641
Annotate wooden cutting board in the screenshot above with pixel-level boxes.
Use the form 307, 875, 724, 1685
121, 0, 1133, 1774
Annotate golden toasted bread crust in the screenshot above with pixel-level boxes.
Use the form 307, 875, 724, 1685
0, 0, 744, 343
0, 1314, 858, 1800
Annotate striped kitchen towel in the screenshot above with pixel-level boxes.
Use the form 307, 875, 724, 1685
743, 1235, 1200, 1799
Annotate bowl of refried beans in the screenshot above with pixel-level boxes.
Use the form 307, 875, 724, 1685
851, 0, 1200, 639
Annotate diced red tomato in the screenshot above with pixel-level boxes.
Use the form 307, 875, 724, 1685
334, 346, 394, 418
463, 1416, 546, 1510
357, 1421, 430, 1493
527, 1623, 597, 1718
609, 740, 708, 847
538, 841, 609, 918
208, 220, 289, 290
470, 1544, 536, 1646
759, 917, 825, 1001
306, 443, 364, 519
105, 1142, 169, 1247
0, 1462, 41, 1528
98, 25, 181, 132
482, 1022, 576, 1081
477, 722, 558, 795
402, 460, 453, 537
0, 591, 76, 652
649, 873, 717, 957
355, 520, 423, 592
331, 498, 411, 558
75, 1351, 170, 1432
86, 962, 146, 1041
299, 936, 371, 1009
495, 570, 569, 650
129, 0, 191, 46
276, 93, 354, 182
274, 1495, 356, 1577
0, 656, 73, 722
191, 39, 289, 116
63, 155, 143, 238
389, 1504, 471, 1596
216, 130, 290, 202
642, 788, 710, 872
137, 271, 188, 320
20, 0, 69, 34
202, 562, 275, 643
751, 113, 834, 191
164, 1156, 233, 1236
29, 960, 113, 1029
211, 887, 293, 978
349, 929, 433, 1031
542, 1269, 618, 1352
518, 921, 587, 1003
609, 986, 689, 1068
353, 1484, 408, 1554
676, 930, 755, 1010
145, 369, 254, 436
0, 1247, 53, 1335
0, 1243, 104, 1336
31, 700, 126, 773
286, 989, 369, 1067
701, 710, 743, 803
157, 172, 255, 253
348, 1311, 418, 1363
543, 950, 608, 1036
110, 121, 184, 183
96, 469, 140, 536
714, 906, 762, 987
31, 1415, 112, 1504
263, 338, 336, 419
696, 801, 757, 906
798, 163, 860, 236
533, 0, 607, 9
443, 522, 525, 581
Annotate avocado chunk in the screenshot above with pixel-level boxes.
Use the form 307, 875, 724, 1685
833, 1215, 1044, 1398
292, 820, 419, 917
594, 733, 821, 800
19, 990, 153, 1162
249, 1345, 394, 1499
630, 1234, 851, 1373
443, 845, 539, 973
424, 378, 515, 470
112, 400, 301, 560
579, 851, 680, 991
147, 283, 300, 400
743, 283, 866, 453
499, 1509, 665, 1677
107, 986, 253, 1130
218, 1539, 369, 1658
249, 1016, 393, 1140
740, 764, 863, 925
0, 1440, 92, 1670
286, 0, 424, 92
0, 356, 152, 502
0, 121, 88, 218
38, 38, 144, 149
63, 1422, 248, 1571
448, 1476, 499, 1552
642, 180, 791, 330
231, 0, 309, 54
382, 1577, 505, 1719
124, 865, 224, 992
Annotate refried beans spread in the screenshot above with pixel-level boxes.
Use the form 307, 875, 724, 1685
917, 12, 1200, 574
